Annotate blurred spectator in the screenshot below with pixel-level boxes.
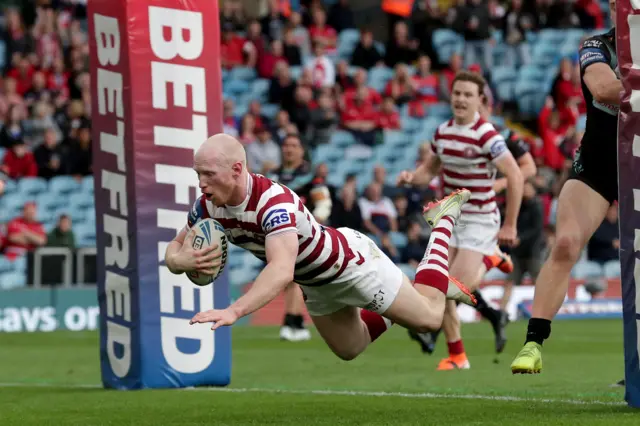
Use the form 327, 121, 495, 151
501, 0, 534, 66
552, 59, 585, 115
2, 202, 46, 261
245, 19, 267, 63
335, 60, 354, 91
350, 28, 383, 70
26, 101, 63, 147
384, 21, 419, 68
247, 127, 281, 174
330, 174, 363, 231
341, 86, 378, 146
371, 164, 398, 198
587, 205, 619, 265
409, 55, 440, 117
462, 0, 493, 70
327, 0, 355, 32
258, 39, 287, 78
1, 141, 38, 179
343, 68, 382, 108
24, 70, 52, 108
287, 11, 311, 57
248, 101, 269, 131
548, 0, 581, 28
538, 96, 578, 170
223, 99, 240, 137
7, 55, 35, 96
273, 109, 293, 143
309, 91, 339, 146
385, 63, 415, 106
282, 26, 303, 66
269, 133, 312, 189
220, 22, 255, 69
308, 7, 337, 54
67, 124, 91, 178
392, 193, 411, 233
0, 105, 26, 148
289, 85, 313, 136
402, 221, 429, 267
269, 62, 296, 112
260, 0, 287, 42
34, 128, 67, 179
46, 214, 75, 249
376, 96, 401, 130
305, 41, 335, 88
358, 182, 398, 237
220, 0, 247, 31
239, 114, 259, 145
439, 53, 464, 102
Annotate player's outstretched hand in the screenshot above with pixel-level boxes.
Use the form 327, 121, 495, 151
176, 230, 222, 274
190, 308, 238, 330
497, 224, 518, 247
396, 170, 414, 186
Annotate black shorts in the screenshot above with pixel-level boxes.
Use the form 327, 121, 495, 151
567, 146, 618, 204
509, 255, 543, 286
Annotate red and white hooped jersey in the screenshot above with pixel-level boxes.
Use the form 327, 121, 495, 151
185, 173, 355, 286
431, 113, 509, 215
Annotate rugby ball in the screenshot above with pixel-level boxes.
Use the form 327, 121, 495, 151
186, 218, 228, 286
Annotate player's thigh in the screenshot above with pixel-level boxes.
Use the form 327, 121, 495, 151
378, 273, 443, 332
450, 247, 486, 286
555, 179, 610, 249
310, 306, 367, 357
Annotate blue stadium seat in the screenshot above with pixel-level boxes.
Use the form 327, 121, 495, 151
0, 255, 12, 273
330, 130, 356, 148
484, 268, 509, 281
290, 66, 302, 80
491, 65, 517, 86
250, 78, 270, 101
49, 176, 82, 194
536, 29, 567, 45
515, 81, 548, 115
401, 117, 421, 133
338, 29, 360, 48
427, 102, 452, 119
531, 42, 560, 67
374, 41, 385, 56
432, 29, 464, 63
229, 66, 257, 81
571, 260, 604, 279
0, 192, 27, 214
0, 271, 27, 290
2, 178, 17, 193
518, 65, 546, 83
37, 192, 68, 211
577, 114, 587, 132
383, 131, 409, 148
0, 147, 5, 162
229, 267, 260, 287
81, 175, 94, 193
225, 79, 249, 95
69, 192, 94, 210
12, 256, 27, 273
389, 231, 408, 249
603, 260, 621, 278
368, 66, 394, 92
261, 103, 280, 120
18, 177, 48, 196
398, 263, 416, 280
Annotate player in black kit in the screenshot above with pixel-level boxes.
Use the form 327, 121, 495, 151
511, 0, 621, 374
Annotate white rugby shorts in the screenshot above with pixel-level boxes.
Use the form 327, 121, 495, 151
299, 228, 405, 317
449, 211, 501, 256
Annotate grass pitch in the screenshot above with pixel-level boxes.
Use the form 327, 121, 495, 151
0, 319, 637, 425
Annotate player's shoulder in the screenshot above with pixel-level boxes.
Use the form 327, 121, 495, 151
580, 28, 615, 51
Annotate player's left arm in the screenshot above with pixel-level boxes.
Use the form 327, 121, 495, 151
487, 135, 523, 230
228, 231, 298, 319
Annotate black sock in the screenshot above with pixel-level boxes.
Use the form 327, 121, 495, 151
472, 291, 498, 323
283, 314, 295, 327
525, 318, 551, 345
294, 314, 305, 329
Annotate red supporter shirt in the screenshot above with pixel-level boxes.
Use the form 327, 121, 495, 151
413, 74, 439, 104
4, 217, 45, 260
2, 150, 38, 179
341, 101, 378, 125
308, 25, 337, 52
343, 88, 382, 109
376, 111, 401, 130
6, 66, 35, 96
221, 36, 247, 69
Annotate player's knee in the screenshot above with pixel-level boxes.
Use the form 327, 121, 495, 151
333, 347, 362, 361
552, 232, 582, 263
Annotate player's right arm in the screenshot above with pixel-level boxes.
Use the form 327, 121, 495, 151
164, 198, 222, 275
396, 150, 441, 187
580, 37, 622, 105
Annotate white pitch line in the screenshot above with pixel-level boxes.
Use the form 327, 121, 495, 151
0, 382, 626, 406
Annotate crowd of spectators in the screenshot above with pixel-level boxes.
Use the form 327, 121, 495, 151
0, 0, 620, 288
